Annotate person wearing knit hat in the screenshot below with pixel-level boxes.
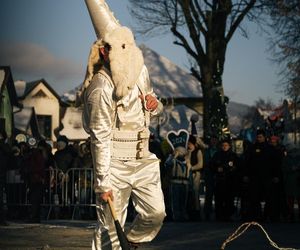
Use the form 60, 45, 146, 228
81, 1, 165, 249
187, 135, 203, 221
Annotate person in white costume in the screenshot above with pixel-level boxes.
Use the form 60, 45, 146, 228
78, 1, 166, 249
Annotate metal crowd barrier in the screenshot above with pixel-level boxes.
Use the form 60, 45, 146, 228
65, 168, 96, 219
5, 167, 96, 220
44, 167, 67, 219
5, 169, 28, 206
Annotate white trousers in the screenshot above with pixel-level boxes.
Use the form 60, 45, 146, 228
92, 156, 166, 250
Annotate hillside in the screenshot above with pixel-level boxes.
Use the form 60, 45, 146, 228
227, 101, 252, 135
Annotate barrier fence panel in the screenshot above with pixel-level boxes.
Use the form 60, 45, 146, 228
44, 168, 67, 219
6, 167, 96, 220
6, 169, 29, 206
65, 168, 95, 219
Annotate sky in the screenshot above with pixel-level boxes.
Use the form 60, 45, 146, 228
0, 0, 284, 106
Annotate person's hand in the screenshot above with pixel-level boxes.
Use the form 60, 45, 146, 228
139, 94, 158, 111
99, 190, 114, 203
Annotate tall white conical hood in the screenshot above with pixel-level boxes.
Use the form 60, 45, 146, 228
84, 0, 144, 100
85, 0, 120, 40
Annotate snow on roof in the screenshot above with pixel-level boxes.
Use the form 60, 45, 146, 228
14, 80, 27, 97
151, 104, 201, 137
140, 44, 202, 99
60, 107, 89, 141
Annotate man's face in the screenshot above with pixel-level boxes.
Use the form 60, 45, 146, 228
100, 44, 111, 62
256, 134, 265, 143
221, 142, 230, 152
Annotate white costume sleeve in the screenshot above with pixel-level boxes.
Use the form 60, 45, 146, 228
83, 72, 114, 193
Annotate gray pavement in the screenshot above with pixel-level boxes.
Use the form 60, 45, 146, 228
0, 220, 300, 250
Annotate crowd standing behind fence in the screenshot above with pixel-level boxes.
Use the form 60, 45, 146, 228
1, 130, 300, 223
4, 137, 96, 221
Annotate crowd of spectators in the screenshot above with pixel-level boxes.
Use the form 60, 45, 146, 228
155, 129, 300, 223
0, 134, 93, 223
0, 128, 300, 225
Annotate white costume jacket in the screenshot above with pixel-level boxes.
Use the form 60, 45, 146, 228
83, 65, 165, 249
83, 65, 162, 193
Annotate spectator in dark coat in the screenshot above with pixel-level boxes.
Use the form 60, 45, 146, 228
22, 140, 51, 223
211, 139, 239, 221
282, 148, 300, 222
54, 136, 75, 173
203, 136, 219, 220
268, 135, 287, 221
242, 129, 278, 221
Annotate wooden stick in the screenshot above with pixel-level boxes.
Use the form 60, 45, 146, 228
107, 197, 130, 250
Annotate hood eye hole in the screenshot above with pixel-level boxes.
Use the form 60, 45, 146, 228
122, 44, 126, 49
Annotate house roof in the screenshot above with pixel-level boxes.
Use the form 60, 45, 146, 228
16, 78, 61, 101
0, 66, 21, 107
140, 44, 202, 99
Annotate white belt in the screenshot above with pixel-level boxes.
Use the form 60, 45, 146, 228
110, 129, 150, 160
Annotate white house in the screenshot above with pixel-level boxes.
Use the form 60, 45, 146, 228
15, 79, 61, 141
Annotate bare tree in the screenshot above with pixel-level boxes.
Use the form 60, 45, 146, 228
266, 0, 300, 99
265, 0, 300, 143
128, 0, 264, 140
